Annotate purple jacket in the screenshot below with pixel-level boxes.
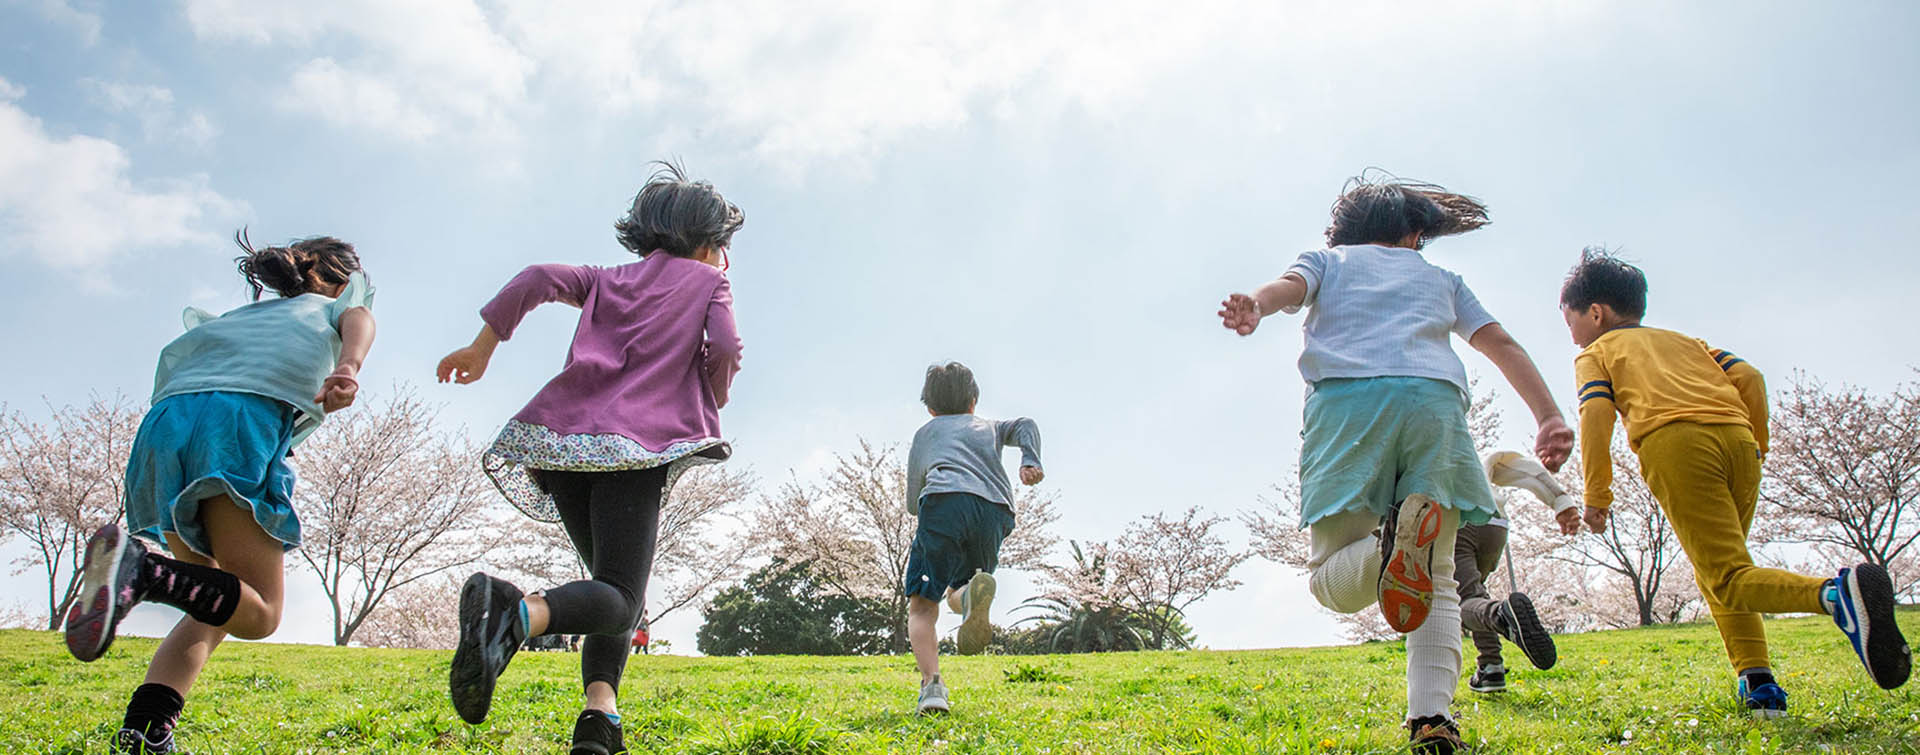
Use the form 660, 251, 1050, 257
481, 254, 741, 451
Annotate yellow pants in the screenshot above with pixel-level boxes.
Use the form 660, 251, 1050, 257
1638, 422, 1828, 672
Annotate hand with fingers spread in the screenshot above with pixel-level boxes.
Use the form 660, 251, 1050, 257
1218, 293, 1262, 336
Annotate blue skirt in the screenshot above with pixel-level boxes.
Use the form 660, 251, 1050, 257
124, 392, 301, 556
1297, 377, 1499, 528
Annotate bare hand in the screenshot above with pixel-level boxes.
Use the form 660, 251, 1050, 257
437, 346, 490, 384
313, 367, 360, 412
1534, 415, 1574, 473
1217, 294, 1261, 336
1583, 505, 1611, 534
1554, 507, 1581, 536
1020, 466, 1044, 485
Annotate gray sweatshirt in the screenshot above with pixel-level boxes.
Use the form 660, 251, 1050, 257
905, 414, 1042, 515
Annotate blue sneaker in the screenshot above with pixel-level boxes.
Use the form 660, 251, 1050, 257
1737, 677, 1788, 720
1830, 564, 1911, 690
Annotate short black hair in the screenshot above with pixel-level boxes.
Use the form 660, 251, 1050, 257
921, 362, 978, 415
1325, 170, 1489, 248
614, 160, 744, 259
1560, 246, 1647, 319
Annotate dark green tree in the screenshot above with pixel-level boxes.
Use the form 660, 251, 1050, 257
696, 558, 895, 656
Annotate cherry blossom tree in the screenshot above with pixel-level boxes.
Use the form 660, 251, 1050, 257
0, 396, 142, 629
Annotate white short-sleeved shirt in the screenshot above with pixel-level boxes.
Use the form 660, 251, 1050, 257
1283, 244, 1495, 396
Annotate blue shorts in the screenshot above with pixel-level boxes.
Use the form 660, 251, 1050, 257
124, 392, 301, 557
1297, 377, 1498, 528
902, 492, 1014, 602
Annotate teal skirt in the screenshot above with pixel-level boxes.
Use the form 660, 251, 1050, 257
124, 391, 301, 556
1297, 377, 1498, 528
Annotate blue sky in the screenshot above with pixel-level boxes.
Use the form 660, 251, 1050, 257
3, 1, 1918, 653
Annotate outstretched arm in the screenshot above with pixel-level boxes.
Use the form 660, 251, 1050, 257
1219, 273, 1309, 336
1468, 323, 1574, 472
437, 264, 594, 385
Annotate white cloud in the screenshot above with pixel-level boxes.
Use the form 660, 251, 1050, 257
82, 80, 220, 149
0, 79, 245, 275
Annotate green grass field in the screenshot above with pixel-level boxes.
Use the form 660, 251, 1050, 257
2, 610, 1916, 753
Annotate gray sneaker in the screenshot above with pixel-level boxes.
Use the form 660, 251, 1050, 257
956, 571, 996, 655
917, 677, 951, 715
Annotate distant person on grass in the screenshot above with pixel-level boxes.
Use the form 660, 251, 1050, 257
435, 162, 744, 755
1460, 450, 1581, 694
64, 232, 375, 755
1217, 172, 1574, 754
905, 362, 1043, 715
1559, 248, 1911, 718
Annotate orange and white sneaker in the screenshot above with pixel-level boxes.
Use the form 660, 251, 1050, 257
1378, 495, 1444, 633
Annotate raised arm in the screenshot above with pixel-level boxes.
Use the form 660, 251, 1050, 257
1219, 273, 1310, 336
438, 264, 595, 385
1468, 322, 1573, 472
996, 417, 1043, 484
1573, 351, 1618, 532
1707, 344, 1769, 455
703, 278, 744, 409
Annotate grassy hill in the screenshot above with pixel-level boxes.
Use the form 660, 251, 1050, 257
1, 610, 1915, 753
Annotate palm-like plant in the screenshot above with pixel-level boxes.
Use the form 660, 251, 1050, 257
1015, 541, 1154, 653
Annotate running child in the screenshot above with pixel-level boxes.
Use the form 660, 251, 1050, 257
1217, 173, 1574, 754
65, 232, 375, 755
904, 361, 1043, 715
1560, 248, 1910, 718
1460, 450, 1581, 693
436, 162, 743, 755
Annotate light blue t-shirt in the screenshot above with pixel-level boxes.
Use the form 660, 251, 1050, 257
151, 272, 374, 445
1283, 245, 1496, 396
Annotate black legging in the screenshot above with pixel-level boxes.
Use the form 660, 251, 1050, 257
532, 466, 666, 692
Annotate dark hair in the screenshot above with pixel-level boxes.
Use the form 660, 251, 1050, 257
1560, 246, 1647, 319
614, 161, 745, 258
232, 228, 361, 300
1325, 170, 1490, 248
921, 362, 979, 415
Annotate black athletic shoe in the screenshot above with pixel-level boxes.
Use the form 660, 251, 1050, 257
570, 709, 628, 755
1495, 592, 1557, 670
1408, 715, 1465, 754
1467, 664, 1507, 693
65, 525, 149, 662
113, 727, 186, 754
449, 572, 526, 724
1831, 563, 1912, 690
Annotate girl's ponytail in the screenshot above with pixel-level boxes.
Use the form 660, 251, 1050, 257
232, 228, 362, 300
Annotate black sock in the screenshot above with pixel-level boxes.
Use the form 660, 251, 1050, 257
140, 554, 241, 627
123, 683, 184, 739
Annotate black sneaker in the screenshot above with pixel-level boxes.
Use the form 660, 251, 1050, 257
65, 525, 150, 662
113, 727, 186, 754
1831, 563, 1912, 690
1495, 592, 1557, 670
449, 572, 526, 724
1408, 715, 1465, 754
1467, 664, 1507, 693
570, 710, 628, 755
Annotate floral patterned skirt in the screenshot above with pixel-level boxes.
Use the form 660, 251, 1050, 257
482, 419, 728, 522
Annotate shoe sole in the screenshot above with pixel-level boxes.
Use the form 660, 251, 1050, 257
449, 572, 499, 724
918, 699, 951, 715
1380, 496, 1441, 634
1747, 707, 1787, 720
1467, 680, 1507, 693
957, 572, 996, 655
1846, 564, 1912, 690
64, 525, 131, 662
1504, 592, 1558, 670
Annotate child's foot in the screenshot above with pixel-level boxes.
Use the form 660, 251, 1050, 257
1830, 563, 1912, 689
569, 709, 627, 755
956, 571, 997, 655
1495, 593, 1557, 670
1407, 714, 1465, 754
65, 525, 149, 662
1379, 495, 1443, 633
1738, 676, 1788, 720
449, 572, 526, 724
917, 676, 951, 715
112, 727, 183, 754
1466, 664, 1507, 693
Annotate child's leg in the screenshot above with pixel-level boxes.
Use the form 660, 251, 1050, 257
1306, 509, 1384, 614
908, 595, 941, 682
1404, 506, 1461, 721
1454, 524, 1505, 670
538, 468, 667, 714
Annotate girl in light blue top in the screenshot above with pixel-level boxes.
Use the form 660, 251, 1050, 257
64, 231, 375, 754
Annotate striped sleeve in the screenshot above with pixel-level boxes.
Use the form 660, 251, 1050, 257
1574, 350, 1617, 509
1706, 342, 1770, 454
